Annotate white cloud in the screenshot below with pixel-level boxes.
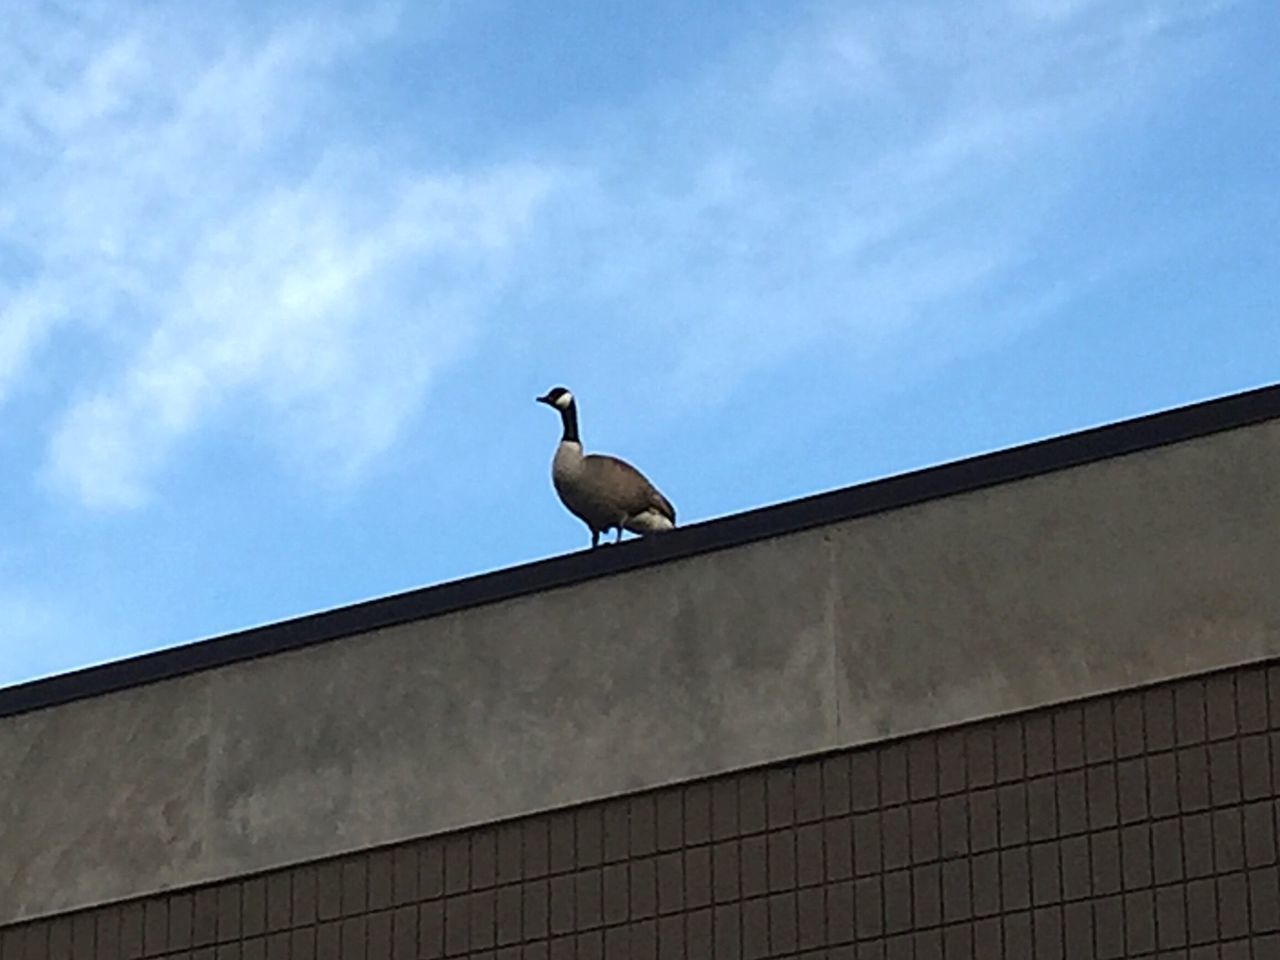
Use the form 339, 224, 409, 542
1, 3, 555, 508
519, 0, 1237, 405
0, 0, 1241, 506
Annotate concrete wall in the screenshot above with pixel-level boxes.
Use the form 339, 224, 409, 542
2, 415, 1277, 925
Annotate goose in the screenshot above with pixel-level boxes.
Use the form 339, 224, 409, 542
536, 386, 676, 548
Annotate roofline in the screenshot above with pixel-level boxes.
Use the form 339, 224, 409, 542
4, 382, 1278, 720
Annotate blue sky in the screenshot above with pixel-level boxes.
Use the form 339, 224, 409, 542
1, 0, 1276, 687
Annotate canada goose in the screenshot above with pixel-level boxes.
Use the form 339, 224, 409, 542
536, 386, 676, 548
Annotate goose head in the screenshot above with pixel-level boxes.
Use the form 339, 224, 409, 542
535, 386, 575, 411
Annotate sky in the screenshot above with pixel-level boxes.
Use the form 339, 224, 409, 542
1, 0, 1276, 688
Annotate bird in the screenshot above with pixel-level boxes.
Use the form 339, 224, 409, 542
536, 386, 676, 548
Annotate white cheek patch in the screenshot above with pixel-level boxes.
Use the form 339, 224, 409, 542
554, 391, 574, 410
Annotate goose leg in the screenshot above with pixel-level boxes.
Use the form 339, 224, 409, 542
615, 525, 623, 544
591, 529, 600, 549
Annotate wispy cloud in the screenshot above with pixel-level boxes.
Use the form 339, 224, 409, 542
2, 3, 554, 507
0, 0, 1240, 507
525, 0, 1239, 403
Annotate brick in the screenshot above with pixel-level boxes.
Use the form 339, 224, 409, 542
969, 790, 998, 853
576, 869, 603, 929
999, 784, 1029, 847
965, 726, 996, 788
521, 881, 548, 940
973, 918, 1001, 958
712, 905, 739, 960
369, 850, 395, 907
742, 898, 768, 960
656, 851, 684, 913
602, 863, 628, 924
823, 756, 853, 816
995, 719, 1025, 783
828, 881, 854, 943
1001, 847, 1032, 911
1155, 884, 1187, 949
549, 811, 576, 872
1061, 836, 1091, 900
794, 761, 823, 823
1080, 701, 1111, 768
850, 751, 879, 810
1124, 890, 1156, 954
577, 931, 603, 960
1113, 693, 1144, 758
1025, 714, 1055, 777
797, 822, 824, 886
631, 795, 658, 855
1174, 680, 1207, 744
685, 846, 712, 908
1063, 902, 1092, 958
1057, 705, 1089, 768
1120, 824, 1152, 889
630, 858, 657, 919
1147, 752, 1180, 819
796, 887, 825, 950
912, 863, 941, 927
1251, 866, 1280, 932
1115, 758, 1148, 824
1033, 907, 1063, 960
657, 790, 684, 850
740, 836, 767, 898
825, 819, 853, 880
768, 893, 798, 955
1090, 830, 1122, 895
712, 841, 739, 903
937, 730, 967, 794
688, 908, 713, 956
1186, 878, 1218, 944
1086, 765, 1119, 829
763, 770, 795, 831
942, 924, 973, 960
879, 747, 910, 808
971, 852, 1000, 917
881, 807, 909, 870
853, 813, 882, 876
908, 737, 939, 799
1030, 842, 1061, 906
1027, 777, 1057, 842
883, 871, 912, 934
1094, 895, 1124, 960
1241, 733, 1273, 800
1177, 747, 1211, 812
444, 896, 470, 957
419, 842, 445, 898
1206, 672, 1238, 738
291, 927, 315, 960
941, 859, 971, 922
442, 838, 469, 896
316, 923, 341, 960
1003, 912, 1032, 958
1209, 741, 1243, 805
660, 916, 691, 960
684, 782, 712, 845
1237, 668, 1270, 733
855, 878, 883, 938
1183, 811, 1215, 878
1144, 687, 1176, 751
939, 796, 968, 858
494, 887, 520, 947
1056, 770, 1088, 834
1244, 800, 1278, 867
1219, 872, 1249, 939
1214, 807, 1246, 872
738, 772, 767, 834
767, 831, 797, 892
909, 802, 939, 864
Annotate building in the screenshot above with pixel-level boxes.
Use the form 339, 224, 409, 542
2, 384, 1279, 959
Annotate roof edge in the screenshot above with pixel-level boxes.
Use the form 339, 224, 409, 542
4, 382, 1278, 720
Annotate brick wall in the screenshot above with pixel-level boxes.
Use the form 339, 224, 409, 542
4, 659, 1279, 959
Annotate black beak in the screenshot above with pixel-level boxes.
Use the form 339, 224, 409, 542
535, 394, 551, 405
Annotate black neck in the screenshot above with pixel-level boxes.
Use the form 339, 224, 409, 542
560, 401, 580, 443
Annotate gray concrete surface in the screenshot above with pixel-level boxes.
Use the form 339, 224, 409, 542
2, 416, 1277, 925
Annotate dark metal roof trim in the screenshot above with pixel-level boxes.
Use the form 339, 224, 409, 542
3, 383, 1278, 720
